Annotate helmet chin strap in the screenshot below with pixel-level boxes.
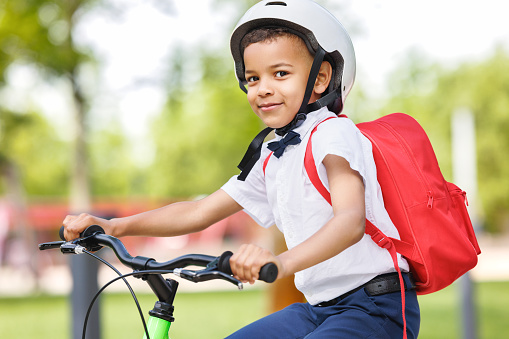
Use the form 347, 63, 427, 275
298, 47, 327, 113
237, 47, 337, 181
273, 46, 326, 136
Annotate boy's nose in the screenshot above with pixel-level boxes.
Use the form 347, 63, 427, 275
257, 79, 274, 97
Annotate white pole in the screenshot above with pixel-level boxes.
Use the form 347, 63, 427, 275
451, 108, 479, 339
452, 108, 479, 225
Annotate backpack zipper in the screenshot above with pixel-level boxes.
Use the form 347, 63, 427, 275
377, 120, 434, 209
427, 191, 434, 208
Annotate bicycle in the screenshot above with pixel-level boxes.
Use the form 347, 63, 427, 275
38, 225, 278, 339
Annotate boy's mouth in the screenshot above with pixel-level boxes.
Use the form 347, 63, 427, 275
258, 102, 282, 112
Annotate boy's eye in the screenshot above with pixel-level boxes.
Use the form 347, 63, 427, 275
247, 76, 259, 82
275, 71, 288, 78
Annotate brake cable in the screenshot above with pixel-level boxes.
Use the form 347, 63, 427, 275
80, 249, 152, 339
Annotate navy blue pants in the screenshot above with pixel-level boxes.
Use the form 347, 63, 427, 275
227, 284, 420, 338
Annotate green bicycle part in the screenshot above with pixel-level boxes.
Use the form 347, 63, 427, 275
143, 316, 171, 339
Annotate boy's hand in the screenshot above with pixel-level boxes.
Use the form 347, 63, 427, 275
229, 244, 282, 284
62, 213, 113, 241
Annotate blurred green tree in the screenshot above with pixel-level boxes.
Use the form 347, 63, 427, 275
89, 121, 139, 197
0, 110, 69, 196
147, 47, 262, 198
0, 0, 100, 211
382, 47, 509, 233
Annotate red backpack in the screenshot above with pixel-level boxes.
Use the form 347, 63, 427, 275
292, 113, 480, 338
304, 113, 481, 296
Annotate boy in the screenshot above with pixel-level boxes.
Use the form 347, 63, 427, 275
63, 0, 420, 337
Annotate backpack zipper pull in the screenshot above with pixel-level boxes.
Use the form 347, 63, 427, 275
427, 191, 434, 208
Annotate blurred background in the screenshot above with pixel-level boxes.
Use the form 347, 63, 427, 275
0, 0, 508, 338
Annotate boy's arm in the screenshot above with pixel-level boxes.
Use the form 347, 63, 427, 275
230, 154, 365, 284
278, 154, 366, 276
63, 189, 243, 240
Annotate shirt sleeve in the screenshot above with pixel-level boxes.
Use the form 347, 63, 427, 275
311, 118, 370, 190
221, 155, 275, 228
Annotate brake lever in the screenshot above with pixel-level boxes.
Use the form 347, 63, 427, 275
49, 231, 103, 255
38, 240, 87, 254
174, 268, 243, 290
38, 241, 65, 251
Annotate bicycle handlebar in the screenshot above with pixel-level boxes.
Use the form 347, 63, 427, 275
41, 226, 278, 284
38, 225, 278, 339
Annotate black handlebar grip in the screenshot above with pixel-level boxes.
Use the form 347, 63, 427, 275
218, 251, 278, 283
59, 225, 105, 241
218, 251, 234, 275
59, 226, 66, 241
259, 262, 278, 283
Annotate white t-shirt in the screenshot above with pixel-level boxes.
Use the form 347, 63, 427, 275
222, 107, 409, 305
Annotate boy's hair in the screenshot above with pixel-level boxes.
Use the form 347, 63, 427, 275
240, 27, 313, 59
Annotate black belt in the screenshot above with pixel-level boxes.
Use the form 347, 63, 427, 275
316, 272, 416, 307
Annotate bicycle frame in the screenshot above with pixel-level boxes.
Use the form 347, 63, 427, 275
144, 316, 171, 339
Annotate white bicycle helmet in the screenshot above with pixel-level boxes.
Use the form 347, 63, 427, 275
230, 0, 356, 114
233, 0, 356, 181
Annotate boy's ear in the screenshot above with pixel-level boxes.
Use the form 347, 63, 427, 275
314, 61, 333, 95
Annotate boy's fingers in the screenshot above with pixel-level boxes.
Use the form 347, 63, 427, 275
234, 245, 253, 282
230, 244, 249, 282
62, 213, 103, 241
231, 244, 272, 284
62, 215, 78, 240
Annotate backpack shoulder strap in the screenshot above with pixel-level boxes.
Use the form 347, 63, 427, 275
364, 220, 408, 339
262, 151, 274, 175
303, 116, 338, 204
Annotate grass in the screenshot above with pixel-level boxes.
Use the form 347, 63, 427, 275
417, 280, 509, 339
0, 281, 507, 338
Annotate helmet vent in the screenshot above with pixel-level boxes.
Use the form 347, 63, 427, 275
266, 1, 287, 6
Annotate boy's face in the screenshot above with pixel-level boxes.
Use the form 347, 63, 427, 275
243, 36, 319, 129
